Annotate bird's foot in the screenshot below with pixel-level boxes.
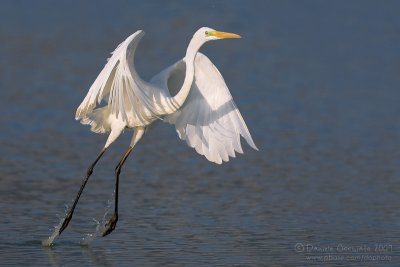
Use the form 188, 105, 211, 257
102, 213, 118, 237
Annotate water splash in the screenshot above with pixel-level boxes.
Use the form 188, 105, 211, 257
79, 218, 102, 246
41, 224, 61, 247
80, 193, 113, 246
42, 191, 114, 246
41, 205, 69, 247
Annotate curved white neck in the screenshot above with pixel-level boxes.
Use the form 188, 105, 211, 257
168, 37, 204, 113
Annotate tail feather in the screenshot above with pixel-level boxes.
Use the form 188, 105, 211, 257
79, 107, 111, 133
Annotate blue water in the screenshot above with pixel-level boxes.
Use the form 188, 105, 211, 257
0, 0, 399, 265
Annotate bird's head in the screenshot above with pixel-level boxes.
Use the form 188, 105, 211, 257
194, 27, 241, 42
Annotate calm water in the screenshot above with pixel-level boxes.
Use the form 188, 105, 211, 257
1, 0, 400, 266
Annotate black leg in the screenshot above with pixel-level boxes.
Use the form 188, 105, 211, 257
58, 147, 106, 235
102, 146, 133, 236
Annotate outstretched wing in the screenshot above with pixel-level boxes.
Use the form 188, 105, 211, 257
76, 30, 162, 127
159, 53, 258, 164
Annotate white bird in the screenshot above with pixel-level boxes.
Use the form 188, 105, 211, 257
58, 27, 258, 237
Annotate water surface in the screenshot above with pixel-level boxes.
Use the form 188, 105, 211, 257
0, 0, 399, 266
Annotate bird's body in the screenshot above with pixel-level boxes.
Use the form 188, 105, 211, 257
76, 28, 257, 161
53, 27, 258, 241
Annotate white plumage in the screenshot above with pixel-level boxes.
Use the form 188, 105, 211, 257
76, 31, 166, 133
76, 28, 258, 163
153, 53, 257, 164
51, 27, 259, 241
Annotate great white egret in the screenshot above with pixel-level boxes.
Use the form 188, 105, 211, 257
58, 27, 258, 237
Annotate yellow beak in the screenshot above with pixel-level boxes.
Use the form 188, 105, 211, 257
211, 31, 241, 39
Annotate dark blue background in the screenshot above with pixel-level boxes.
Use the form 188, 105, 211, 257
0, 1, 399, 265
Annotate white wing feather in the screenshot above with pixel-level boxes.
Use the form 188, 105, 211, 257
76, 30, 164, 132
76, 31, 257, 163
158, 53, 258, 164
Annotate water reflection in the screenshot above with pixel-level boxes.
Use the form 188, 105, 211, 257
42, 244, 111, 266
42, 246, 62, 266
82, 246, 111, 267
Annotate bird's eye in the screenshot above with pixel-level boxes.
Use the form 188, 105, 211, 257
205, 31, 209, 36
